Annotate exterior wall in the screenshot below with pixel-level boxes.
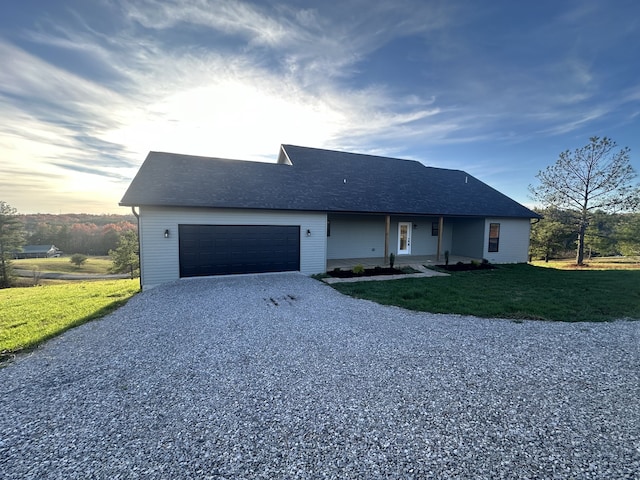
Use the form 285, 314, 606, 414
483, 218, 531, 263
139, 206, 327, 290
327, 215, 385, 259
326, 214, 531, 263
327, 214, 453, 258
450, 218, 485, 259
391, 217, 452, 256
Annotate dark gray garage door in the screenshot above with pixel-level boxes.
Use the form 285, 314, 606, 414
179, 224, 300, 277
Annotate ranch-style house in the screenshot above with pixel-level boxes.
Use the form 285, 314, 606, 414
120, 144, 540, 290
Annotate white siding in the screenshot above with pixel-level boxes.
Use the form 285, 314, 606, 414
139, 207, 326, 290
483, 218, 531, 264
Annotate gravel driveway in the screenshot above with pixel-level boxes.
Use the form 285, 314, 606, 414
1, 273, 638, 479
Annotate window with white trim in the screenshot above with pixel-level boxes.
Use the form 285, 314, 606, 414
488, 223, 500, 252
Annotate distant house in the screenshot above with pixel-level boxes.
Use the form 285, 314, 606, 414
13, 245, 62, 259
120, 144, 541, 290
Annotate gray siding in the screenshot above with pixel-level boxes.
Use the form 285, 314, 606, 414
451, 218, 485, 258
327, 215, 385, 259
327, 214, 453, 258
139, 207, 326, 290
483, 218, 531, 263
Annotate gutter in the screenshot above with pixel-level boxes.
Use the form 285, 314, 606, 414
131, 206, 142, 291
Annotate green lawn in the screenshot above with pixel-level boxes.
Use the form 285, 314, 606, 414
12, 256, 113, 274
0, 279, 139, 357
331, 264, 640, 322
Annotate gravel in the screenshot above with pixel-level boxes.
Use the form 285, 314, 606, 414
1, 273, 639, 479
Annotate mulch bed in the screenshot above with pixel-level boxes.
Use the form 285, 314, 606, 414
328, 267, 410, 278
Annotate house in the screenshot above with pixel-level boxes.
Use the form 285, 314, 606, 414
13, 245, 62, 259
120, 144, 540, 290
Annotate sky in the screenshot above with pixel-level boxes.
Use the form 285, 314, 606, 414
1, 0, 639, 214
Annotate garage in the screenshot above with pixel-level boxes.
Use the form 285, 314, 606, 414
178, 224, 300, 277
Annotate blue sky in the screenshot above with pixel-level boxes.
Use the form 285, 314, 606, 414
1, 0, 639, 214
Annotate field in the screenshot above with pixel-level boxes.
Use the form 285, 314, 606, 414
0, 279, 139, 359
11, 256, 113, 275
332, 263, 640, 322
531, 256, 640, 270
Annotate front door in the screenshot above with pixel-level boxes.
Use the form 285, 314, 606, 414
398, 222, 411, 255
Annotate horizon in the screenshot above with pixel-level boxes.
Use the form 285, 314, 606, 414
2, 1, 639, 214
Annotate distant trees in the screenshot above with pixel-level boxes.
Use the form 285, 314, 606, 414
18, 214, 136, 256
616, 214, 640, 256
529, 207, 575, 261
530, 137, 639, 265
530, 208, 640, 261
0, 201, 26, 288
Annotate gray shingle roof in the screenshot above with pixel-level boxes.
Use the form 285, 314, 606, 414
120, 145, 539, 218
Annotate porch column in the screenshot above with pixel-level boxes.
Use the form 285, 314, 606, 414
384, 215, 390, 264
436, 216, 444, 261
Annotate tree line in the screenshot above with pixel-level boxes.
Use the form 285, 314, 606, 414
0, 205, 140, 288
17, 213, 137, 256
530, 208, 640, 261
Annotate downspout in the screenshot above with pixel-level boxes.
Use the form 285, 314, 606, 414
131, 206, 142, 291
436, 216, 444, 261
384, 215, 390, 264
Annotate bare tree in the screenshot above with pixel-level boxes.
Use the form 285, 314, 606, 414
530, 137, 639, 265
0, 201, 26, 288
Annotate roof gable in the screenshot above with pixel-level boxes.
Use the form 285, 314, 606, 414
120, 145, 539, 218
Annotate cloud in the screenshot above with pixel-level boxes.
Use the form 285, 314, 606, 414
2, 0, 639, 213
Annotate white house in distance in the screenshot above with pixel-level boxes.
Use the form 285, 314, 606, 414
120, 144, 540, 290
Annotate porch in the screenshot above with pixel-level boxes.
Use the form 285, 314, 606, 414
326, 254, 481, 271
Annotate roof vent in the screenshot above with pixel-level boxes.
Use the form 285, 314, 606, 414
343, 178, 347, 184
465, 176, 468, 184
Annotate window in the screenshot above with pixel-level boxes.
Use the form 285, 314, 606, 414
431, 221, 439, 236
488, 223, 500, 252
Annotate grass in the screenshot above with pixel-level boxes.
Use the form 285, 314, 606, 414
331, 264, 640, 322
531, 256, 640, 270
0, 279, 139, 358
11, 256, 113, 274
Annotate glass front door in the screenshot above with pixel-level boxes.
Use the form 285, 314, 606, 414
398, 222, 411, 255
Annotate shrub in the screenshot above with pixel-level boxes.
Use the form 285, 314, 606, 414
352, 264, 365, 275
389, 253, 395, 268
70, 253, 88, 267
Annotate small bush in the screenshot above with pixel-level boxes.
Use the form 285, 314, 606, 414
389, 253, 395, 268
352, 264, 365, 275
70, 254, 88, 267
